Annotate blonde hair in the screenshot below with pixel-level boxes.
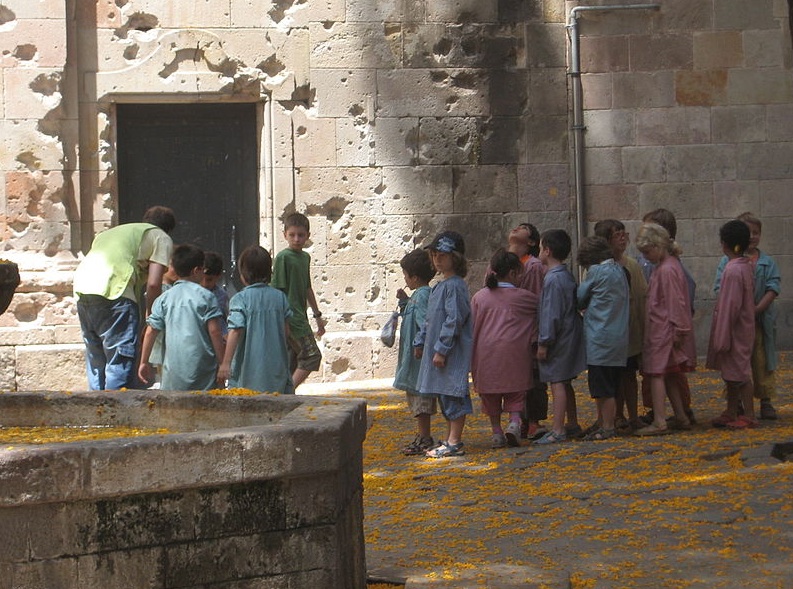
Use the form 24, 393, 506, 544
635, 223, 683, 257
737, 211, 762, 229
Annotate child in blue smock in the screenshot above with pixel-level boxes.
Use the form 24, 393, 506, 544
414, 231, 473, 458
139, 244, 225, 391
576, 236, 629, 441
394, 249, 437, 455
217, 245, 294, 394
534, 230, 586, 445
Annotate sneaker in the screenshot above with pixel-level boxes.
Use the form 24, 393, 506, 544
491, 433, 507, 448
534, 430, 566, 445
760, 399, 778, 420
505, 421, 522, 447
402, 435, 434, 456
426, 441, 465, 458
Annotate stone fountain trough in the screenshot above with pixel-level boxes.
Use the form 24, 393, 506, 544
0, 390, 367, 589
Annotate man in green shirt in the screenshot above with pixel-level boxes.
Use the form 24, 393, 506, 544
73, 206, 175, 389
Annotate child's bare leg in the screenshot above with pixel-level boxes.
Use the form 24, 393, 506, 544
724, 382, 741, 419
447, 415, 466, 446
417, 413, 432, 439
649, 375, 668, 428
488, 413, 503, 434
549, 381, 567, 435
622, 371, 639, 423
598, 397, 616, 431
564, 381, 579, 429
738, 380, 755, 419
292, 367, 311, 387
665, 375, 689, 426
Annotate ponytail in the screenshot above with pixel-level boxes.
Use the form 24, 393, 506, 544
487, 248, 522, 288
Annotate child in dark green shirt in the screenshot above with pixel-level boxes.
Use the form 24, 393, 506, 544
271, 213, 325, 387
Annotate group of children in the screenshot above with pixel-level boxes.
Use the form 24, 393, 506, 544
393, 209, 781, 458
138, 213, 325, 395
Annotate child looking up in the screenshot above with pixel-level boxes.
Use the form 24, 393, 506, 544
576, 236, 629, 441
414, 231, 473, 458
139, 244, 224, 390
272, 213, 326, 388
393, 249, 437, 456
594, 219, 647, 431
713, 212, 781, 420
534, 230, 586, 445
707, 221, 756, 429
507, 222, 548, 439
471, 248, 538, 448
634, 223, 696, 436
217, 245, 294, 394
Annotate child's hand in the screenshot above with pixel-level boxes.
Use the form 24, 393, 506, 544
414, 346, 423, 359
138, 361, 154, 386
217, 364, 230, 386
315, 316, 326, 337
396, 288, 408, 301
536, 345, 547, 361
432, 352, 446, 368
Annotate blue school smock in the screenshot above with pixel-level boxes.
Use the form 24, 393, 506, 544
577, 259, 629, 367
227, 283, 294, 394
393, 285, 430, 394
413, 276, 472, 398
147, 280, 222, 391
537, 265, 586, 383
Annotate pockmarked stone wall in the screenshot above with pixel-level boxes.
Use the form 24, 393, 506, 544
577, 0, 793, 348
0, 0, 791, 389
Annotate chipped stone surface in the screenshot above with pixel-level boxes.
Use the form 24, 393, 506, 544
0, 0, 792, 387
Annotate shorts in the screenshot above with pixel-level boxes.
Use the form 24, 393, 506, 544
587, 364, 621, 399
479, 390, 525, 416
436, 393, 473, 421
288, 333, 322, 372
406, 391, 437, 417
623, 354, 639, 373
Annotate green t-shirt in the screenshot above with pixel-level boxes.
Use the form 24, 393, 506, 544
271, 247, 312, 338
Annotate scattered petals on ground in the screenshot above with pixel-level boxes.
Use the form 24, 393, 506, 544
357, 364, 793, 588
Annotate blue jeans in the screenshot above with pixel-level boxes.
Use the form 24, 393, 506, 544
77, 295, 140, 390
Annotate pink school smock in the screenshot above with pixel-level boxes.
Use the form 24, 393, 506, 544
706, 256, 755, 382
471, 285, 539, 394
642, 255, 696, 375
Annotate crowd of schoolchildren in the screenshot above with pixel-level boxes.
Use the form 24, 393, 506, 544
393, 209, 781, 458
75, 209, 325, 396
138, 212, 326, 395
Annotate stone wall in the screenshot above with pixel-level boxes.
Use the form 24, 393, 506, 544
0, 390, 368, 588
0, 0, 791, 390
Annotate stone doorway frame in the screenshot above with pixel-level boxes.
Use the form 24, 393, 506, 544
77, 28, 290, 255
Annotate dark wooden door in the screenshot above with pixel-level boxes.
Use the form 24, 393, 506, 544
116, 103, 259, 292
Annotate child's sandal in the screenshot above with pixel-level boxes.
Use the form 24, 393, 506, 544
583, 427, 616, 441
426, 441, 465, 458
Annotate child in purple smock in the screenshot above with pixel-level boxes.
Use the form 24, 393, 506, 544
707, 221, 757, 429
471, 249, 538, 448
634, 223, 696, 436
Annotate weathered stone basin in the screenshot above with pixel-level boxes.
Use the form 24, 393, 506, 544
0, 390, 368, 589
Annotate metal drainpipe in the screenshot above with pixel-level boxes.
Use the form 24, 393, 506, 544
567, 4, 661, 254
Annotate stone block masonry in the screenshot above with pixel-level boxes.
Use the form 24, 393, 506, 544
0, 0, 792, 390
0, 390, 368, 589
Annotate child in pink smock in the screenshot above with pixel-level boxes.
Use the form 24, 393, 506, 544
634, 223, 697, 436
707, 220, 757, 429
471, 249, 539, 448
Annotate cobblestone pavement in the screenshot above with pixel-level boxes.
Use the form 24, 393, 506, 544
338, 362, 793, 589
